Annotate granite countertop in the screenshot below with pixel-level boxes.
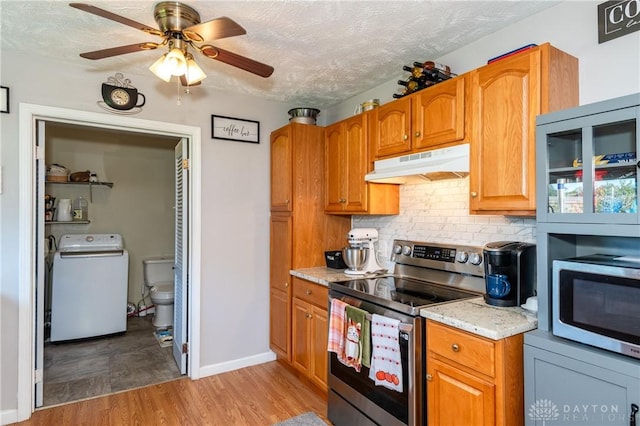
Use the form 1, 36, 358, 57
421, 297, 538, 340
290, 266, 384, 286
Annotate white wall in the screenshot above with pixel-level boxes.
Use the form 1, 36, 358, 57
329, 0, 639, 258
0, 48, 294, 419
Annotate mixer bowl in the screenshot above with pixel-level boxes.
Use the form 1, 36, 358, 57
343, 247, 369, 271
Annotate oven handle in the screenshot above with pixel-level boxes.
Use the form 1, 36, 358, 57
364, 312, 413, 333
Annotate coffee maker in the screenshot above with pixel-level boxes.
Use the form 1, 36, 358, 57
483, 241, 536, 307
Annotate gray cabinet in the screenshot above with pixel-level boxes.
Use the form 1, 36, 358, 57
536, 93, 640, 224
525, 331, 640, 426
527, 93, 640, 426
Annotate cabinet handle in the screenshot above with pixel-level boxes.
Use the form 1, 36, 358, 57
426, 373, 432, 381
415, 132, 421, 137
306, 312, 313, 319
285, 199, 290, 204
306, 289, 312, 295
631, 403, 638, 426
451, 343, 460, 352
403, 134, 408, 141
284, 282, 289, 288
470, 192, 478, 198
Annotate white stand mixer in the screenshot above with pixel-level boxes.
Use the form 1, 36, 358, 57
344, 228, 385, 275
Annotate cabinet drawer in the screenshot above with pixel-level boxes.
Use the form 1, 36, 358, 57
428, 321, 495, 377
293, 278, 328, 309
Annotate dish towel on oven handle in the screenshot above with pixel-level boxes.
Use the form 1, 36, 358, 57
368, 313, 403, 392
344, 305, 370, 372
328, 298, 348, 364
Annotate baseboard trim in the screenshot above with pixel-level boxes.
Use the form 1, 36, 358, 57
1, 408, 18, 426
198, 351, 277, 378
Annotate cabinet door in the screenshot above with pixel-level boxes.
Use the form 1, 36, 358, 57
271, 126, 293, 212
428, 357, 496, 426
371, 96, 412, 159
414, 76, 466, 150
470, 50, 540, 215
269, 214, 292, 360
525, 344, 640, 426
291, 297, 311, 374
270, 288, 291, 361
309, 304, 329, 390
344, 115, 368, 212
324, 122, 347, 212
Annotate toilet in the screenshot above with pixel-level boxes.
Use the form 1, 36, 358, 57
143, 257, 175, 329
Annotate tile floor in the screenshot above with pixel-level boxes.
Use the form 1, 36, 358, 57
43, 315, 182, 407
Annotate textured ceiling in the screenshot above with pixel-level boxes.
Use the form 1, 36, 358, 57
0, 1, 559, 108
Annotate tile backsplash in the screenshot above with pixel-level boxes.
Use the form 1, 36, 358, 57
352, 177, 536, 270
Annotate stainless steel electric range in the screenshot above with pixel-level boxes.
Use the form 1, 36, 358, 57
328, 239, 486, 426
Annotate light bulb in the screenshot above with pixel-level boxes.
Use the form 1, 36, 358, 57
165, 48, 187, 76
149, 54, 172, 82
184, 56, 207, 84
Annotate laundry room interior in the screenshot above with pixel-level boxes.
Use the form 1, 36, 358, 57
42, 122, 183, 406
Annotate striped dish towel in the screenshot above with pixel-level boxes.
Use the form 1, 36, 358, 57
328, 298, 348, 361
368, 314, 403, 393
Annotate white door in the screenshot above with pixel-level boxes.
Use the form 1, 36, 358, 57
34, 120, 46, 407
174, 138, 189, 374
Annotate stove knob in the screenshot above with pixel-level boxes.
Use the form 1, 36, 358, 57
402, 245, 412, 256
469, 252, 482, 265
456, 251, 469, 263
393, 244, 403, 255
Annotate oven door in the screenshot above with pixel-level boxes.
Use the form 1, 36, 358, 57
552, 260, 640, 359
328, 290, 423, 426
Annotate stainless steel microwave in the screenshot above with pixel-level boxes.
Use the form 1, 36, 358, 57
552, 255, 640, 359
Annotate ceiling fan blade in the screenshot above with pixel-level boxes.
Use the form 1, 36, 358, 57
69, 3, 163, 37
201, 46, 274, 78
79, 42, 159, 60
182, 17, 246, 43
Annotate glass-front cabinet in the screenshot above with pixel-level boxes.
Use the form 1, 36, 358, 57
537, 94, 640, 223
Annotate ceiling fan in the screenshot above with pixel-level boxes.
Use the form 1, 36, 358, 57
69, 2, 274, 86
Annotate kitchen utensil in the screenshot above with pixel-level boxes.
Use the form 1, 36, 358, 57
342, 247, 369, 274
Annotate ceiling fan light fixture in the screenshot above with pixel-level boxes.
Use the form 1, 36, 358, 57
184, 54, 207, 84
149, 54, 173, 82
165, 47, 188, 76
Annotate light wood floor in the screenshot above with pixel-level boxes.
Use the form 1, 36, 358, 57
16, 361, 329, 426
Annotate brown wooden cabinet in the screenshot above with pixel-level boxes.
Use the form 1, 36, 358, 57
469, 43, 578, 216
291, 277, 329, 390
426, 320, 524, 426
371, 75, 468, 159
269, 123, 350, 364
325, 113, 399, 215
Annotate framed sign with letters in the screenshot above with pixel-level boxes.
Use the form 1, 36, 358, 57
211, 115, 260, 144
598, 0, 640, 44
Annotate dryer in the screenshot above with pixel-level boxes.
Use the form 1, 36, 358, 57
51, 234, 129, 342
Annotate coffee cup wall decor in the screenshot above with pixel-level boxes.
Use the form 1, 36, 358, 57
100, 73, 145, 112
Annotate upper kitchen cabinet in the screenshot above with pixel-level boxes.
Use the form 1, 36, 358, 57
325, 113, 399, 215
469, 43, 579, 216
536, 93, 640, 224
371, 74, 468, 159
270, 125, 293, 211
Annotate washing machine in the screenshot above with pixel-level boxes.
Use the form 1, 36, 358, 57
50, 234, 129, 342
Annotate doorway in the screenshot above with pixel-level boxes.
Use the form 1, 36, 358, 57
40, 122, 182, 406
17, 104, 202, 419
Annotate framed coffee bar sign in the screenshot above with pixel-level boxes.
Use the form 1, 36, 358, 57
598, 0, 640, 43
212, 115, 260, 144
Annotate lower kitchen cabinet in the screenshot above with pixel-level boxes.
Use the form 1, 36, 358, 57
426, 320, 524, 426
524, 331, 640, 426
291, 277, 329, 391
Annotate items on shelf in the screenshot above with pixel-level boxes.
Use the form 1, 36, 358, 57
393, 60, 456, 98
46, 163, 69, 182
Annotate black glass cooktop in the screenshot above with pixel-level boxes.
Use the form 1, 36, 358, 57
329, 276, 479, 315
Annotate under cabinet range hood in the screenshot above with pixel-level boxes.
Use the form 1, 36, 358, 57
365, 143, 470, 184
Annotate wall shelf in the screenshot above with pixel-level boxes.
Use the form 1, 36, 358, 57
45, 181, 113, 188
45, 220, 90, 225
